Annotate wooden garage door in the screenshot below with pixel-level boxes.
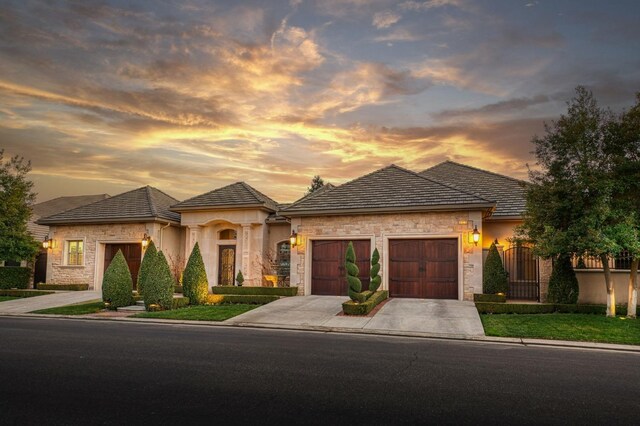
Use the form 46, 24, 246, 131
311, 240, 370, 296
389, 239, 458, 299
104, 243, 142, 289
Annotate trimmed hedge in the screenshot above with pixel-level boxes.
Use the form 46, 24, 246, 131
143, 251, 175, 311
212, 286, 299, 296
207, 294, 279, 305
474, 293, 506, 303
37, 283, 89, 291
102, 250, 133, 309
147, 296, 190, 312
137, 239, 157, 298
476, 302, 632, 315
182, 242, 208, 305
547, 255, 579, 304
0, 267, 31, 289
0, 289, 54, 297
342, 290, 389, 316
483, 242, 508, 294
174, 285, 183, 294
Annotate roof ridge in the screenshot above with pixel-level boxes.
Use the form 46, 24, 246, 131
423, 160, 529, 185
239, 182, 279, 206
147, 186, 180, 204
284, 183, 336, 209
172, 182, 240, 207
145, 186, 158, 217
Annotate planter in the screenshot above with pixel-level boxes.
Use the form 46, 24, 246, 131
342, 291, 389, 315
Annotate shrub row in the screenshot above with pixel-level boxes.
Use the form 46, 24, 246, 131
37, 283, 89, 291
0, 289, 54, 297
211, 286, 298, 296
476, 302, 632, 315
206, 294, 279, 305
146, 296, 190, 312
473, 294, 506, 303
174, 285, 183, 294
342, 290, 389, 316
0, 267, 31, 289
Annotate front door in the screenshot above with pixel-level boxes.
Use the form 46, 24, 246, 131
104, 243, 142, 289
218, 245, 236, 286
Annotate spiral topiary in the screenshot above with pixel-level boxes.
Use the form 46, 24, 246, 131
345, 241, 366, 303
369, 248, 382, 292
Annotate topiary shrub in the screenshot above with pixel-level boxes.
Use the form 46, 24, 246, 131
345, 241, 367, 303
0, 267, 31, 289
102, 250, 133, 309
182, 242, 209, 305
369, 248, 382, 292
547, 254, 579, 304
483, 242, 509, 295
137, 239, 157, 297
143, 251, 174, 311
236, 270, 244, 286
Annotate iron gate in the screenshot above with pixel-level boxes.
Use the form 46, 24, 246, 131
503, 246, 539, 301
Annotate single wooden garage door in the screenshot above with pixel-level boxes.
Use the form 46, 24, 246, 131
389, 239, 458, 299
311, 240, 370, 296
104, 243, 142, 289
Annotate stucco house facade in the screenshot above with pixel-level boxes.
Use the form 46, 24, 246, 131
36, 161, 628, 304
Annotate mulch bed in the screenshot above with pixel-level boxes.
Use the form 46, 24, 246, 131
335, 297, 391, 317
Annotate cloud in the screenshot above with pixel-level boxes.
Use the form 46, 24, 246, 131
398, 0, 464, 11
433, 95, 552, 120
372, 11, 401, 29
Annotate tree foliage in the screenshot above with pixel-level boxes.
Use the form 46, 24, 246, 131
137, 239, 157, 297
306, 175, 325, 194
102, 250, 133, 309
182, 242, 209, 305
0, 150, 39, 262
547, 255, 579, 304
143, 251, 174, 310
369, 248, 382, 292
235, 270, 244, 286
483, 243, 508, 294
345, 241, 366, 303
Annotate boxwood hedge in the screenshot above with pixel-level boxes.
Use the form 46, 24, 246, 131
0, 267, 30, 289
211, 286, 299, 296
342, 290, 389, 315
37, 283, 89, 291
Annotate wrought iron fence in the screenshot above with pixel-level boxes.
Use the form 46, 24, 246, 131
572, 250, 633, 270
503, 246, 540, 301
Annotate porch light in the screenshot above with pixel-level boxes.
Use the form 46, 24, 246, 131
141, 233, 151, 249
472, 225, 480, 246
42, 236, 53, 250
289, 230, 298, 248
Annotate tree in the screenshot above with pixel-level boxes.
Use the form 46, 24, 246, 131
306, 175, 325, 194
345, 241, 366, 303
235, 270, 244, 286
143, 251, 174, 310
0, 150, 39, 262
369, 248, 382, 292
137, 239, 157, 297
102, 250, 133, 309
547, 255, 579, 304
183, 242, 209, 305
483, 242, 508, 294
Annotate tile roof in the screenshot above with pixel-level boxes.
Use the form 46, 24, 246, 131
280, 165, 494, 216
37, 186, 180, 225
171, 182, 278, 212
28, 194, 110, 240
420, 161, 527, 217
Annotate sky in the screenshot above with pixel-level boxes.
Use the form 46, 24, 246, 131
1, 0, 639, 203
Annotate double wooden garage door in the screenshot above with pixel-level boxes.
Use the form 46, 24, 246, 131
311, 239, 458, 299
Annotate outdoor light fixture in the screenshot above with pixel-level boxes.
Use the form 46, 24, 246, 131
42, 236, 53, 250
472, 225, 480, 246
289, 230, 298, 248
141, 233, 151, 249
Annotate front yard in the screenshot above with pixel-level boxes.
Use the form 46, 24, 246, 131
32, 301, 106, 315
0, 296, 19, 302
481, 313, 640, 345
132, 304, 259, 321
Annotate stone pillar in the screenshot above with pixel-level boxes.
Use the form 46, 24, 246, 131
241, 224, 251, 282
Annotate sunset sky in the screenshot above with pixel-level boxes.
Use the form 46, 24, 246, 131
1, 0, 639, 203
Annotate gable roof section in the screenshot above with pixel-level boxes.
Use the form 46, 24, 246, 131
28, 194, 110, 240
280, 165, 494, 216
420, 161, 527, 218
37, 186, 180, 225
170, 182, 278, 212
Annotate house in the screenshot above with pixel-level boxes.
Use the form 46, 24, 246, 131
36, 161, 627, 304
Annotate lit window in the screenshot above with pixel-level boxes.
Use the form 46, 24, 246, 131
219, 229, 237, 240
67, 240, 84, 266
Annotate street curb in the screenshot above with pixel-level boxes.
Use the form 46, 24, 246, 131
2, 312, 640, 353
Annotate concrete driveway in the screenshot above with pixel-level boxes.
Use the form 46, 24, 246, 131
0, 291, 102, 314
225, 296, 484, 338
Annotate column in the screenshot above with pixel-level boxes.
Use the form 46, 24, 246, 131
241, 224, 251, 281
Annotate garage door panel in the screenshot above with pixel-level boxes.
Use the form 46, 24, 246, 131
311, 239, 371, 295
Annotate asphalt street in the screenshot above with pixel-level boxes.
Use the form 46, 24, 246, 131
1, 317, 639, 425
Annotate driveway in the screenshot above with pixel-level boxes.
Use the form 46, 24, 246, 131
0, 291, 102, 314
225, 296, 484, 337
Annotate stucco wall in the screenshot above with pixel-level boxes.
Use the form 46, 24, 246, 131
483, 220, 520, 248
576, 271, 634, 305
289, 211, 485, 300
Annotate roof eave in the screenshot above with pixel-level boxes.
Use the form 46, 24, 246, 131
36, 216, 181, 226
485, 214, 523, 221
279, 203, 496, 217
169, 203, 276, 213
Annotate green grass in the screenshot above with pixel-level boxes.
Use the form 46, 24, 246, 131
0, 296, 19, 302
481, 313, 640, 345
133, 304, 259, 321
32, 301, 105, 315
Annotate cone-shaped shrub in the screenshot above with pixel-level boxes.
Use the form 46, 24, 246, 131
369, 248, 382, 292
547, 255, 579, 304
236, 270, 244, 286
345, 241, 366, 302
483, 242, 508, 294
143, 251, 174, 310
102, 250, 133, 309
137, 239, 157, 297
183, 242, 209, 305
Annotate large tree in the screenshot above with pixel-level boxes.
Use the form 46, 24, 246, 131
306, 175, 325, 194
0, 150, 39, 262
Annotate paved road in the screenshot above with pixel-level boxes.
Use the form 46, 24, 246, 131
1, 317, 638, 425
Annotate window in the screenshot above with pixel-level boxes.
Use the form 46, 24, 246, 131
219, 229, 237, 240
67, 240, 84, 266
276, 241, 291, 278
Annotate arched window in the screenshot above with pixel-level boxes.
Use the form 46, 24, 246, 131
219, 229, 237, 240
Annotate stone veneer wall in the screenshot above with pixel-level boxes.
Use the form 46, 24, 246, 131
47, 223, 147, 289
289, 211, 485, 300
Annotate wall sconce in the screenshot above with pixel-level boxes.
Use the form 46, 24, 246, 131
141, 233, 151, 249
42, 236, 53, 250
289, 230, 298, 248
471, 225, 480, 246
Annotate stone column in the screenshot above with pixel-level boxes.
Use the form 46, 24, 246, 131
241, 224, 251, 282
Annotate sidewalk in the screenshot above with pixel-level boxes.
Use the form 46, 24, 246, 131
0, 291, 101, 314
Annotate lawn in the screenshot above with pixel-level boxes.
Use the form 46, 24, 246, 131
133, 304, 259, 321
481, 313, 640, 345
0, 296, 19, 302
32, 301, 105, 315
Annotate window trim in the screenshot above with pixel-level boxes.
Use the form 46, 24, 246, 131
64, 239, 86, 267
